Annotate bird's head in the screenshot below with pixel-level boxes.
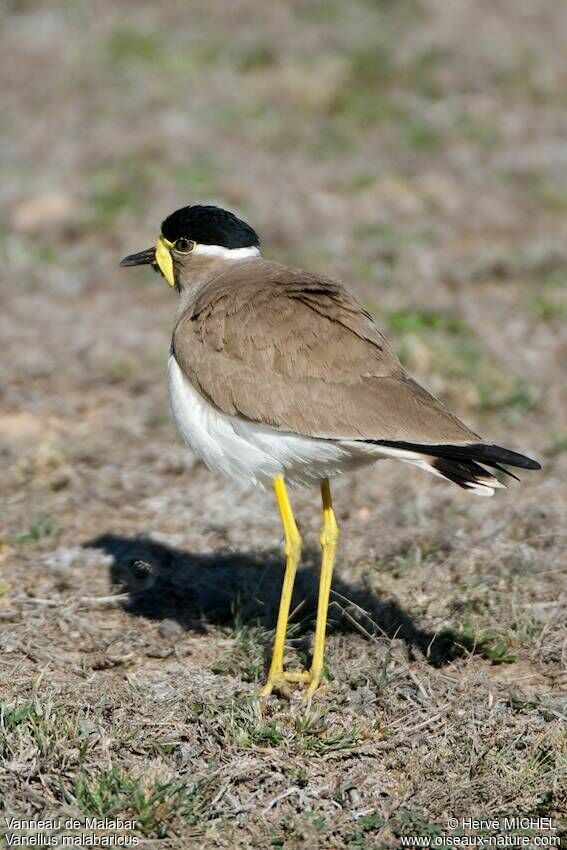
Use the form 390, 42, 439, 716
120, 204, 261, 290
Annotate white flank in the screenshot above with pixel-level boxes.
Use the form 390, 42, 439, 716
192, 244, 261, 260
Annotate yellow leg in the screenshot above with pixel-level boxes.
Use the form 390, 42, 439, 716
305, 478, 340, 700
259, 475, 302, 696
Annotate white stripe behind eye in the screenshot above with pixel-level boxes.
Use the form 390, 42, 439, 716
192, 244, 261, 259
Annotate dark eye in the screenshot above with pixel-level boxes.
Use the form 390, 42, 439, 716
175, 237, 194, 253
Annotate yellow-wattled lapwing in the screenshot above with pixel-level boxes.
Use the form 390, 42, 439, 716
121, 204, 541, 698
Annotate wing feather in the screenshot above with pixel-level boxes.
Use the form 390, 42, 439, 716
172, 259, 479, 443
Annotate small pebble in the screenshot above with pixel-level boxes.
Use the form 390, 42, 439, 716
159, 618, 184, 640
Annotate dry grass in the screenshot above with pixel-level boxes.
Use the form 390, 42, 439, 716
1, 0, 566, 847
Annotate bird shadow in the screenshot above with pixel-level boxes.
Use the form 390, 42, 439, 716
84, 533, 465, 668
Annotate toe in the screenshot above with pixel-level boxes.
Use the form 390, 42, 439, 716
304, 672, 323, 700
282, 669, 310, 683
258, 681, 274, 697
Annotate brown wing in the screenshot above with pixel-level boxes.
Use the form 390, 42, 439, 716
172, 259, 479, 444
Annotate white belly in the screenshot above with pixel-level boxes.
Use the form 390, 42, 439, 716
167, 355, 370, 487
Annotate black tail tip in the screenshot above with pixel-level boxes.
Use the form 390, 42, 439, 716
480, 444, 542, 470
372, 439, 542, 473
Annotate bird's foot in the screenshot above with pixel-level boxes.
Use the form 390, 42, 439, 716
258, 668, 323, 699
304, 670, 323, 701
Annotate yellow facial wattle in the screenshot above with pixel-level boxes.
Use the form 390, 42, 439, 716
155, 236, 175, 286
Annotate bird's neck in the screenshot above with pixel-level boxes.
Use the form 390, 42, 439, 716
174, 251, 260, 293
173, 254, 262, 316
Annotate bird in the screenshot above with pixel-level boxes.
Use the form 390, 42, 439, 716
120, 204, 541, 699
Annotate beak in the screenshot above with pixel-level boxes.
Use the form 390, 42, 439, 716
120, 237, 175, 287
120, 247, 156, 267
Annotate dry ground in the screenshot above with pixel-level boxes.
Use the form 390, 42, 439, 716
1, 1, 566, 847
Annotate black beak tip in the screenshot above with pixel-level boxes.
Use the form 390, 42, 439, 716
120, 247, 156, 268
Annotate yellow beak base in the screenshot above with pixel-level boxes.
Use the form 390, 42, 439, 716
155, 237, 175, 287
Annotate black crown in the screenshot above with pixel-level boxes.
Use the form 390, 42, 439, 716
161, 205, 260, 249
